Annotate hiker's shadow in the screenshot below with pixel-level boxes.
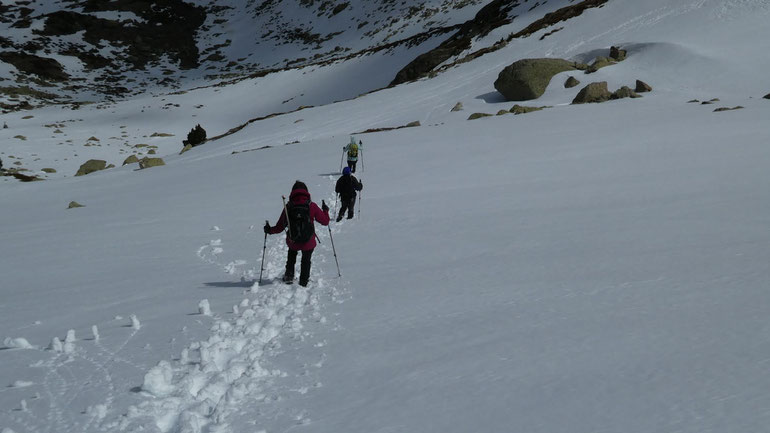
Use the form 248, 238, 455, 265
203, 280, 254, 288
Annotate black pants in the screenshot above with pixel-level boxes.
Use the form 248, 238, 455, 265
347, 160, 357, 173
285, 248, 313, 286
337, 195, 356, 221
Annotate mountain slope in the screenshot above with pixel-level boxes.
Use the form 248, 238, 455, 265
2, 1, 770, 432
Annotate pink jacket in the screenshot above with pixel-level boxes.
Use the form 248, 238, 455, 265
268, 187, 330, 251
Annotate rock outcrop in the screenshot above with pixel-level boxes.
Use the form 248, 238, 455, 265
611, 86, 641, 100
635, 80, 652, 93
75, 159, 107, 176
139, 157, 165, 169
123, 155, 140, 166
510, 105, 549, 114
494, 58, 584, 101
572, 82, 612, 104
609, 46, 627, 61
468, 113, 493, 120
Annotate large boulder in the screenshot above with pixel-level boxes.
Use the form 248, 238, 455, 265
139, 157, 165, 169
75, 159, 107, 176
572, 82, 612, 104
494, 58, 582, 101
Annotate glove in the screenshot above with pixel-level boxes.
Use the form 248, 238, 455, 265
263, 222, 271, 234
321, 200, 329, 213
358, 181, 363, 190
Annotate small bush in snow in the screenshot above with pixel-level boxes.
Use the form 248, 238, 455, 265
184, 124, 206, 147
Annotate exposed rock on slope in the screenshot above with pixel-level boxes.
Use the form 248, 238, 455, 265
391, 0, 521, 86
0, 52, 69, 81
572, 81, 612, 104
495, 58, 585, 101
75, 159, 108, 176
565, 76, 580, 88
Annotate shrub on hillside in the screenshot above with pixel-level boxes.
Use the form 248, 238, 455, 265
184, 124, 207, 147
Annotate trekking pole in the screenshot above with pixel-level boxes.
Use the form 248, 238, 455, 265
281, 195, 292, 235
359, 140, 364, 172
333, 193, 339, 217
327, 225, 341, 277
339, 150, 345, 173
357, 176, 362, 219
258, 220, 269, 285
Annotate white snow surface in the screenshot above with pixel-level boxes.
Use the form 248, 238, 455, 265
2, 1, 770, 432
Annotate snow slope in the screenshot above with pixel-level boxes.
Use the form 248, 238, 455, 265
2, 0, 770, 432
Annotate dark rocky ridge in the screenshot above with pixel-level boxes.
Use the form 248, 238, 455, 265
391, 0, 611, 86
37, 0, 207, 70
390, 0, 521, 86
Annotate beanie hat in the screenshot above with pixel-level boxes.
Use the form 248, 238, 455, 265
292, 180, 308, 191
342, 167, 351, 175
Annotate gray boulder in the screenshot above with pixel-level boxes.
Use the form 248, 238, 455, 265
494, 58, 583, 101
510, 104, 549, 114
572, 82, 612, 104
564, 76, 580, 88
635, 80, 652, 93
611, 86, 641, 99
586, 56, 615, 73
139, 157, 165, 169
713, 106, 744, 112
123, 155, 140, 165
609, 46, 627, 61
468, 112, 493, 120
75, 159, 107, 176
67, 201, 84, 209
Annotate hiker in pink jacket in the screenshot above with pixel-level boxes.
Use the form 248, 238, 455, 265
264, 181, 330, 286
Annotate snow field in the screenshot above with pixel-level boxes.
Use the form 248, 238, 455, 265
3, 0, 770, 432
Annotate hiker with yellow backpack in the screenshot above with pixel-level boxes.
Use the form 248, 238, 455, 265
342, 136, 362, 173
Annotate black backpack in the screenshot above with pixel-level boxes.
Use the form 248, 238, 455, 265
286, 201, 314, 243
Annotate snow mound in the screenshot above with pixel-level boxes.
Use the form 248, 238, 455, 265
3, 337, 34, 349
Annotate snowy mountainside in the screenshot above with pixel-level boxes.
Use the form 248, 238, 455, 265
2, 0, 770, 433
0, 0, 495, 105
